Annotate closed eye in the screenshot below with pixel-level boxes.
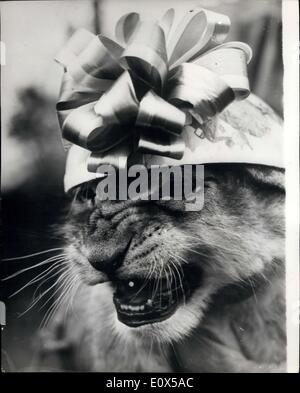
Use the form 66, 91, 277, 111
71, 180, 99, 204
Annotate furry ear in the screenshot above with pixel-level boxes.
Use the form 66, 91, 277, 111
245, 165, 285, 190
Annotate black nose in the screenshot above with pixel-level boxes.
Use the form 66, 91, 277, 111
88, 238, 132, 276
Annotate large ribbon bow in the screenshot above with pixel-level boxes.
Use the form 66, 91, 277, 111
56, 7, 252, 173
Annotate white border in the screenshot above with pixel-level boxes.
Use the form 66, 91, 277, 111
283, 0, 299, 374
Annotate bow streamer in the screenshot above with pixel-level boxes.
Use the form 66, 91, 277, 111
56, 7, 252, 176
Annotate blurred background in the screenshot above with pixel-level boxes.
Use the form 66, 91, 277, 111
1, 0, 282, 371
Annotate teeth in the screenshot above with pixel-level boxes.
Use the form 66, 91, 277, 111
119, 304, 146, 311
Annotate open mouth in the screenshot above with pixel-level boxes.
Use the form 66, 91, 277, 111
113, 264, 202, 327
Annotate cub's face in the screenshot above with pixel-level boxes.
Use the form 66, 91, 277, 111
63, 164, 284, 342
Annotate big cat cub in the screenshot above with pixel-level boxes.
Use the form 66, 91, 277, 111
38, 96, 285, 373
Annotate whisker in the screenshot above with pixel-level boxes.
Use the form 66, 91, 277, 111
166, 265, 173, 305
69, 278, 80, 312
41, 273, 74, 328
63, 278, 80, 323
32, 262, 68, 300
41, 269, 75, 325
2, 248, 64, 261
159, 271, 163, 308
2, 254, 68, 281
248, 278, 258, 304
38, 267, 71, 312
152, 263, 164, 300
168, 250, 186, 265
130, 262, 155, 300
18, 269, 70, 318
167, 262, 177, 302
171, 261, 186, 306
8, 259, 66, 298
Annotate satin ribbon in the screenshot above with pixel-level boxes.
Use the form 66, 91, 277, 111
56, 7, 252, 174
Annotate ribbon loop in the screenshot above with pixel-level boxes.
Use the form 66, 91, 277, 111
88, 139, 134, 173
167, 7, 231, 68
94, 71, 140, 126
137, 91, 186, 135
160, 8, 175, 39
136, 128, 185, 159
61, 101, 132, 153
115, 12, 140, 45
167, 63, 235, 123
55, 30, 123, 94
193, 42, 252, 100
120, 21, 168, 90
56, 8, 253, 188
